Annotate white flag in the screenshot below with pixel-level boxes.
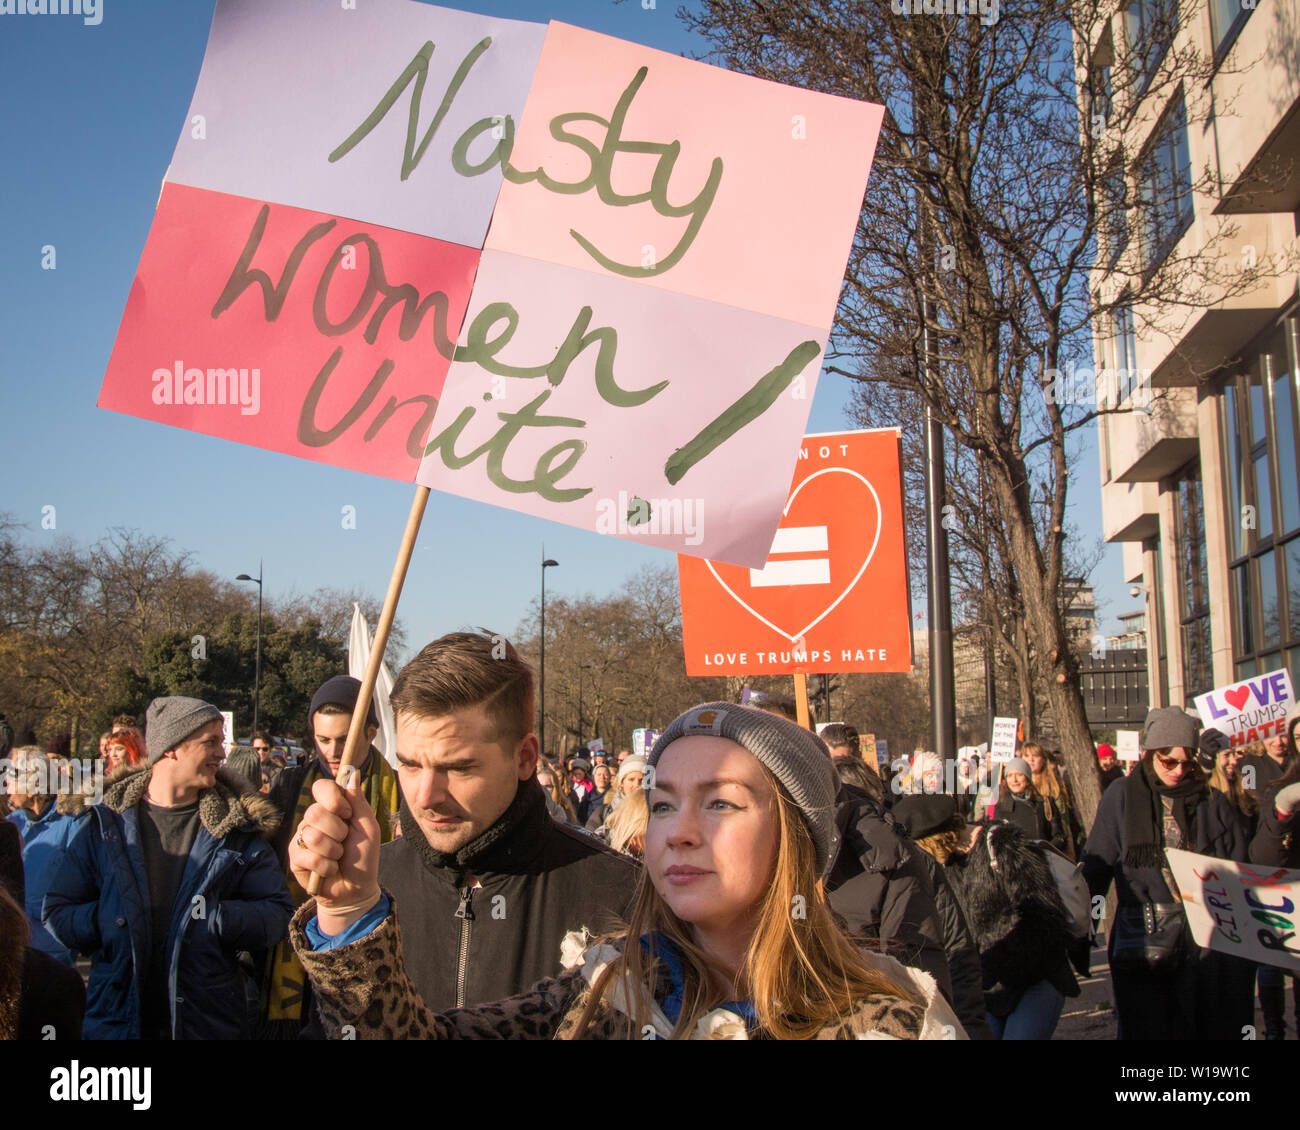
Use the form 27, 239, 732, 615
347, 603, 398, 769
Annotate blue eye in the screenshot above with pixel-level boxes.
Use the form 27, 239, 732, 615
650, 801, 672, 815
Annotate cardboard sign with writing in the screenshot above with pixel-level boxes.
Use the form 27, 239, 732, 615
167, 0, 547, 247
1194, 668, 1295, 747
100, 184, 478, 481
97, 0, 885, 568
1116, 729, 1141, 761
1167, 848, 1300, 971
677, 429, 912, 674
990, 716, 1019, 762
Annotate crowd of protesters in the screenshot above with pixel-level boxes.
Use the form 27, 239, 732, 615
3, 642, 1299, 1042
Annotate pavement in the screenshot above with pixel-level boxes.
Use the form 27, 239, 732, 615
1054, 941, 1286, 1040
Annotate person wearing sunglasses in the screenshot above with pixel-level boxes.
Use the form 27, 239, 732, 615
1081, 707, 1257, 1041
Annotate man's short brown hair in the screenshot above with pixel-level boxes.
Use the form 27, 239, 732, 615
390, 630, 534, 749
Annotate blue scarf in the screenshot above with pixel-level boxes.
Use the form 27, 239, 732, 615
639, 932, 759, 1037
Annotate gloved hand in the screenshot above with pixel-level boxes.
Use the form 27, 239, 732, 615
1274, 782, 1300, 818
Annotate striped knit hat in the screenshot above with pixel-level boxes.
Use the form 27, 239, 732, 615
648, 702, 839, 877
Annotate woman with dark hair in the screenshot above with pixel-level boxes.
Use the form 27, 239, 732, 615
1082, 707, 1257, 1040
0, 883, 85, 1040
832, 748, 885, 806
1248, 704, 1300, 1039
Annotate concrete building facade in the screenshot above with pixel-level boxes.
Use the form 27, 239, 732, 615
1080, 0, 1300, 708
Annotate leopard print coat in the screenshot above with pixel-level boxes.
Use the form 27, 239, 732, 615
290, 894, 967, 1040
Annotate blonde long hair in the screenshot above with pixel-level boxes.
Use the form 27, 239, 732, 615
570, 766, 918, 1039
1210, 750, 1257, 816
605, 788, 648, 857
1023, 743, 1068, 804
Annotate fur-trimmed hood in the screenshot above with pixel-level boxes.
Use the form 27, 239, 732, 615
102, 764, 281, 839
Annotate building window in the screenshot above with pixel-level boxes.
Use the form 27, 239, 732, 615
1149, 535, 1170, 705
1138, 95, 1194, 270
1103, 161, 1129, 269
1174, 463, 1213, 702
1223, 316, 1300, 681
1209, 0, 1253, 59
1125, 0, 1175, 96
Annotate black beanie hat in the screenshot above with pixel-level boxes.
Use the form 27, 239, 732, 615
893, 794, 959, 841
309, 675, 379, 730
1197, 727, 1231, 772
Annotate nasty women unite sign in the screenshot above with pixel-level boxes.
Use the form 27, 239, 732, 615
98, 0, 884, 567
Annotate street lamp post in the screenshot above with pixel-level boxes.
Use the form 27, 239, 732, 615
540, 554, 558, 757
235, 562, 263, 733
578, 662, 593, 749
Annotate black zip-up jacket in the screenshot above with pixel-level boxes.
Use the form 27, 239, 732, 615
380, 776, 640, 1013
1249, 777, 1298, 867
825, 787, 954, 1003
911, 848, 993, 1039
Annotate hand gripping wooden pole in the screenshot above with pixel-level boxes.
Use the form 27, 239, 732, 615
305, 484, 430, 897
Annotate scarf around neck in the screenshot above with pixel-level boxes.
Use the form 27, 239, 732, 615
1124, 757, 1205, 869
401, 773, 548, 876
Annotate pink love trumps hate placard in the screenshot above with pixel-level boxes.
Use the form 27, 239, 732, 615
99, 0, 884, 567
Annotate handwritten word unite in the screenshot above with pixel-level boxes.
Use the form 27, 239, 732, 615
213, 203, 819, 500
151, 360, 260, 416
329, 37, 724, 277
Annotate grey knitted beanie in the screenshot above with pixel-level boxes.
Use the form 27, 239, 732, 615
1142, 706, 1200, 752
145, 696, 223, 764
648, 702, 840, 877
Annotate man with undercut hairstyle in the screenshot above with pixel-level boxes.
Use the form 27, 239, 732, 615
287, 630, 639, 1013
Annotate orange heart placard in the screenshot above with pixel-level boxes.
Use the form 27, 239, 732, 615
677, 428, 913, 675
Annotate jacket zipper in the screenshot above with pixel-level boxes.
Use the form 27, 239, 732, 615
454, 884, 475, 1009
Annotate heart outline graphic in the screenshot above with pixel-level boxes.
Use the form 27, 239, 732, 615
1224, 685, 1252, 711
705, 467, 882, 644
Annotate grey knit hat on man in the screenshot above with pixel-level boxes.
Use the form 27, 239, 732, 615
145, 696, 223, 764
1142, 706, 1200, 752
648, 702, 840, 877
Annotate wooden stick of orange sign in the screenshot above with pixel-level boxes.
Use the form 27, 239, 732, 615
793, 673, 811, 730
305, 484, 430, 897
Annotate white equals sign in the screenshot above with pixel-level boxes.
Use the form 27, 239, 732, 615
749, 526, 830, 588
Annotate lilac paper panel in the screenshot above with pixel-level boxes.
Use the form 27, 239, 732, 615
416, 251, 826, 568
166, 0, 545, 247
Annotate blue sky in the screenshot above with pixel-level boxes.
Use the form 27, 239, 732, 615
0, 0, 1129, 668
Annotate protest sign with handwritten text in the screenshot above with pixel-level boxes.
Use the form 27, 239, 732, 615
98, 0, 884, 568
1193, 668, 1295, 747
1167, 848, 1300, 971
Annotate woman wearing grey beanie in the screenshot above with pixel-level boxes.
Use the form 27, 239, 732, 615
287, 702, 966, 1039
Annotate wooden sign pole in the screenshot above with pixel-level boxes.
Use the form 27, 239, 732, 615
793, 673, 811, 730
306, 484, 430, 896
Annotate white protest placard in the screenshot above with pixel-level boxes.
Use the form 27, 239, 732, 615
220, 711, 235, 753
1166, 848, 1300, 971
1116, 730, 1141, 761
990, 716, 1018, 762
632, 728, 659, 759
1194, 668, 1295, 747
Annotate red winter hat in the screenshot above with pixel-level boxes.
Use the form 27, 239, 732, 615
1096, 742, 1115, 761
